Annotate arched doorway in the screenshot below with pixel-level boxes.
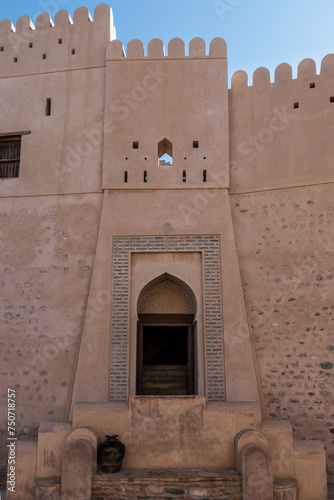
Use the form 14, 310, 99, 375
136, 277, 196, 396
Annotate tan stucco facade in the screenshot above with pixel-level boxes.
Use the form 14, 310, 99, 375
0, 3, 333, 499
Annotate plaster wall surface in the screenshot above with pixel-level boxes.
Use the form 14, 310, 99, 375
0, 193, 102, 466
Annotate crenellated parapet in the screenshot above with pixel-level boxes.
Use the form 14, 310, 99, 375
0, 3, 115, 77
229, 53, 334, 194
106, 37, 227, 60
231, 54, 334, 90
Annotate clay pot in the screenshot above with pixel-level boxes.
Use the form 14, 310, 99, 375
97, 434, 125, 473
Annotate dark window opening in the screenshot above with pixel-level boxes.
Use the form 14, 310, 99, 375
310, 83, 315, 89
137, 319, 195, 396
45, 98, 51, 117
58, 38, 62, 44
330, 96, 334, 103
29, 43, 33, 48
294, 102, 299, 109
0, 136, 21, 178
71, 49, 75, 55
0, 47, 4, 52
193, 141, 199, 148
42, 53, 46, 59
133, 141, 139, 149
13, 57, 17, 63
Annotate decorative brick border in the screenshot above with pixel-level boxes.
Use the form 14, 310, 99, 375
111, 235, 225, 402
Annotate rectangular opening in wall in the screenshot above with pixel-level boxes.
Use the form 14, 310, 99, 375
42, 53, 46, 59
294, 102, 299, 109
143, 170, 147, 183
58, 38, 62, 44
13, 57, 17, 63
124, 171, 128, 183
330, 96, 334, 103
0, 47, 4, 52
133, 141, 139, 149
29, 43, 33, 48
193, 141, 199, 148
310, 83, 315, 88
183, 170, 187, 182
71, 49, 75, 55
0, 136, 21, 178
45, 98, 51, 117
203, 170, 207, 183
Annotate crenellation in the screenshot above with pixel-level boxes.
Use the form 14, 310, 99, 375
230, 69, 248, 91
253, 66, 271, 87
127, 39, 145, 58
189, 37, 205, 57
320, 53, 334, 75
209, 37, 227, 57
0, 3, 114, 78
168, 37, 185, 57
275, 63, 293, 84
297, 58, 317, 79
147, 38, 165, 58
107, 39, 124, 59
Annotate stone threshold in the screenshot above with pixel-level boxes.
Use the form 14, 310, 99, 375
94, 468, 241, 480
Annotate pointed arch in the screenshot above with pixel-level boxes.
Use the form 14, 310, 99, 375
158, 138, 173, 165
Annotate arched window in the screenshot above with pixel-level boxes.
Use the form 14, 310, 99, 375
158, 138, 173, 165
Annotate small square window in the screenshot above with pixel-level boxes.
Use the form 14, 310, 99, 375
29, 43, 33, 48
71, 49, 75, 55
294, 102, 299, 109
14, 57, 18, 63
58, 38, 62, 44
0, 47, 4, 52
42, 53, 46, 59
330, 96, 334, 103
193, 141, 199, 148
133, 141, 139, 149
0, 135, 21, 178
310, 83, 315, 89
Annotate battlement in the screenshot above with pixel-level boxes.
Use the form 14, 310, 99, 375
0, 3, 115, 77
231, 54, 334, 89
106, 37, 227, 60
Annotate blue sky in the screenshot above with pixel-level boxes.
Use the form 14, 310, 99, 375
1, 0, 334, 84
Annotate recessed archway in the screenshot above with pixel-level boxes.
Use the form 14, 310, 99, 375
136, 275, 196, 396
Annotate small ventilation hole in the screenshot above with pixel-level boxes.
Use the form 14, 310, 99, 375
133, 141, 139, 149
310, 83, 315, 89
330, 96, 334, 103
125, 157, 128, 160
29, 43, 33, 48
143, 170, 147, 183
45, 98, 51, 117
184, 157, 187, 160
294, 102, 299, 109
183, 170, 187, 182
124, 171, 128, 183
193, 141, 199, 148
13, 57, 18, 63
0, 47, 4, 52
58, 38, 62, 44
42, 53, 46, 59
203, 170, 207, 183
71, 49, 75, 55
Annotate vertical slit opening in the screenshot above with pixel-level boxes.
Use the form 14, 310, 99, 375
203, 170, 207, 183
45, 98, 51, 117
124, 171, 128, 183
330, 96, 334, 103
183, 170, 187, 182
144, 170, 147, 183
133, 141, 139, 149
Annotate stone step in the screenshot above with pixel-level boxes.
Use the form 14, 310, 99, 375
93, 468, 242, 500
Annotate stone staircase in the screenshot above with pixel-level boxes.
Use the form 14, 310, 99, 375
93, 468, 242, 500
